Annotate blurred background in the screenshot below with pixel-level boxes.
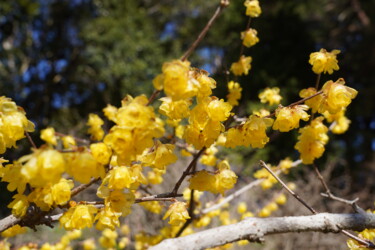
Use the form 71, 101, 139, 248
0, 0, 374, 249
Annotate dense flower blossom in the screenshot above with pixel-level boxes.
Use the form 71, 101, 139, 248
163, 202, 190, 226
61, 135, 76, 149
319, 78, 358, 114
66, 151, 105, 184
99, 229, 118, 249
241, 28, 259, 47
8, 194, 29, 217
230, 56, 252, 76
0, 161, 27, 194
225, 115, 273, 148
299, 87, 323, 113
40, 127, 57, 145
226, 81, 242, 106
259, 87, 282, 105
95, 208, 120, 231
244, 0, 261, 17
87, 113, 105, 141
90, 142, 112, 165
295, 117, 329, 164
104, 190, 135, 216
158, 97, 191, 123
141, 141, 177, 170
323, 109, 351, 134
0, 96, 34, 154
60, 205, 97, 230
309, 49, 340, 74
272, 105, 310, 132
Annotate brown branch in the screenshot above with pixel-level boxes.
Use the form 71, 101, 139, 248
147, 89, 161, 106
71, 177, 101, 197
54, 132, 90, 144
180, 0, 230, 61
25, 131, 37, 149
260, 160, 375, 248
171, 147, 206, 195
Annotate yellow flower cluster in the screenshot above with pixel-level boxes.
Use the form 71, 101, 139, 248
87, 113, 105, 141
189, 160, 237, 195
60, 204, 97, 230
347, 228, 375, 250
184, 97, 232, 149
259, 87, 282, 106
299, 87, 324, 113
159, 97, 191, 125
141, 140, 177, 170
273, 105, 310, 132
253, 167, 278, 190
226, 81, 242, 106
104, 95, 164, 165
163, 201, 190, 226
230, 55, 252, 76
225, 115, 273, 149
40, 127, 57, 145
0, 96, 34, 154
323, 109, 351, 134
295, 117, 329, 164
309, 49, 340, 74
241, 28, 259, 48
244, 0, 261, 17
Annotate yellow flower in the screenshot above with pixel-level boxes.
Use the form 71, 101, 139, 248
275, 194, 287, 205
215, 160, 238, 195
225, 115, 273, 149
66, 151, 105, 184
226, 81, 242, 106
237, 202, 247, 214
62, 136, 76, 149
279, 158, 293, 174
51, 178, 74, 206
99, 229, 118, 249
241, 28, 259, 47
1, 162, 27, 194
324, 110, 351, 134
230, 56, 252, 76
207, 98, 233, 122
95, 207, 120, 231
319, 78, 358, 114
139, 201, 162, 214
82, 238, 96, 250
1, 224, 27, 238
147, 168, 165, 185
193, 69, 217, 100
90, 142, 112, 165
163, 202, 190, 226
8, 194, 29, 217
258, 207, 271, 217
105, 190, 135, 216
189, 170, 216, 192
40, 127, 57, 145
59, 205, 97, 230
103, 104, 118, 123
141, 141, 177, 170
309, 48, 340, 74
159, 97, 191, 122
295, 117, 329, 164
244, 0, 261, 17
259, 87, 282, 106
299, 87, 324, 113
0, 96, 35, 154
87, 113, 104, 141
272, 105, 310, 132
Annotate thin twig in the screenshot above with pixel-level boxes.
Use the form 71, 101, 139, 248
147, 89, 161, 106
25, 131, 37, 149
171, 147, 206, 195
180, 0, 230, 61
260, 160, 375, 249
314, 73, 321, 90
54, 132, 90, 144
71, 177, 100, 197
175, 188, 196, 237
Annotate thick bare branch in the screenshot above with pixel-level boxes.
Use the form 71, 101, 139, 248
150, 213, 375, 250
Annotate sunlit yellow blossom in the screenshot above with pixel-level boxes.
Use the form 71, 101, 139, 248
266, 202, 279, 212
1, 224, 27, 238
207, 98, 233, 122
200, 145, 218, 166
215, 160, 238, 194
241, 211, 254, 220
273, 105, 310, 132
230, 56, 252, 76
253, 108, 270, 117
0, 96, 35, 154
139, 201, 162, 214
309, 49, 340, 74
241, 28, 259, 47
299, 87, 323, 113
103, 104, 118, 123
258, 207, 271, 217
40, 127, 57, 145
279, 158, 293, 174
193, 69, 217, 100
189, 170, 216, 192
163, 202, 190, 226
62, 136, 76, 149
90, 142, 112, 165
244, 0, 261, 17
1, 162, 27, 194
147, 168, 165, 185
8, 194, 28, 217
99, 229, 118, 249
226, 81, 242, 106
237, 202, 247, 214
82, 238, 96, 250
324, 110, 351, 134
105, 190, 135, 216
95, 207, 120, 231
319, 78, 358, 114
87, 113, 104, 141
141, 141, 177, 169
259, 87, 282, 106
225, 115, 273, 148
253, 167, 278, 190
59, 205, 97, 230
194, 215, 211, 228
66, 151, 105, 184
295, 117, 329, 164
20, 149, 66, 187
159, 97, 191, 122
51, 178, 74, 206
161, 60, 197, 101
275, 194, 287, 205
